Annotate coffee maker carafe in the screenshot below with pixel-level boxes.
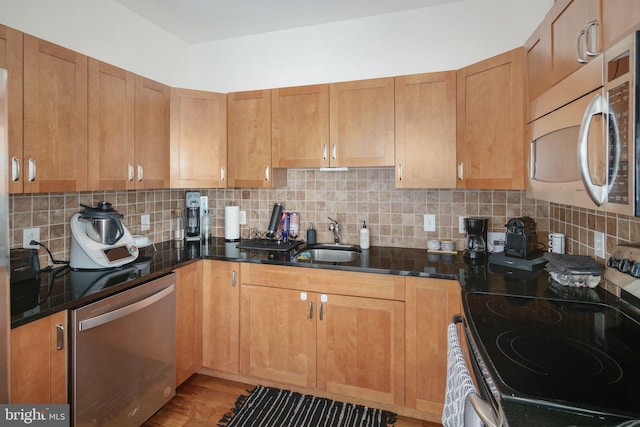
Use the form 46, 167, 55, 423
185, 191, 201, 241
464, 217, 489, 260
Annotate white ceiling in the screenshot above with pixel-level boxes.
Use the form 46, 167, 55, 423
113, 0, 466, 44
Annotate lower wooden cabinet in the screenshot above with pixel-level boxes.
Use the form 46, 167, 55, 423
10, 310, 67, 404
202, 260, 240, 373
405, 277, 461, 419
239, 263, 405, 407
175, 260, 203, 386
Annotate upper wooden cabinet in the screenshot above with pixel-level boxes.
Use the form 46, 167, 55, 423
170, 88, 227, 188
395, 72, 456, 188
87, 59, 135, 191
227, 89, 285, 188
329, 78, 395, 167
23, 34, 88, 193
524, 23, 551, 105
11, 310, 68, 404
602, 0, 640, 49
271, 84, 330, 168
0, 25, 23, 195
456, 47, 525, 190
134, 75, 170, 189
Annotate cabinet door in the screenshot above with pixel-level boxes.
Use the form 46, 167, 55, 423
524, 22, 551, 107
395, 72, 456, 188
11, 310, 67, 404
271, 84, 330, 168
134, 75, 170, 189
550, 0, 600, 85
175, 261, 203, 386
317, 294, 405, 406
0, 25, 24, 194
87, 59, 135, 190
23, 35, 87, 193
202, 260, 239, 373
239, 285, 316, 388
170, 88, 227, 188
602, 0, 640, 49
405, 278, 460, 418
456, 47, 525, 190
228, 90, 285, 188
330, 78, 395, 167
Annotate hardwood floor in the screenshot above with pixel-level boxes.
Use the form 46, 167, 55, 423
144, 374, 442, 427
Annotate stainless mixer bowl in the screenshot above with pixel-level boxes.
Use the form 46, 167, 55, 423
82, 217, 123, 245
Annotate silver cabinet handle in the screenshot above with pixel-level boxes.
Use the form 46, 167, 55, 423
11, 157, 19, 182
137, 164, 143, 182
264, 165, 269, 181
457, 162, 464, 181
332, 144, 337, 160
398, 163, 403, 181
319, 303, 324, 321
28, 158, 36, 182
576, 29, 588, 63
231, 270, 237, 287
322, 144, 327, 160
529, 141, 536, 179
128, 164, 134, 181
56, 323, 64, 350
221, 167, 225, 182
309, 301, 314, 319
578, 91, 613, 206
585, 20, 598, 57
79, 284, 174, 331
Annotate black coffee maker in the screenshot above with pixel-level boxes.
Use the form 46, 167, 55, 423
464, 217, 489, 260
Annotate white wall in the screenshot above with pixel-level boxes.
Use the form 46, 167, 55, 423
0, 0, 553, 92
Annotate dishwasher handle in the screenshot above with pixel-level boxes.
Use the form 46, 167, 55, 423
79, 284, 175, 331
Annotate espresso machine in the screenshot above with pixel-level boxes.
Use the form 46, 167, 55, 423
463, 217, 489, 261
185, 191, 201, 241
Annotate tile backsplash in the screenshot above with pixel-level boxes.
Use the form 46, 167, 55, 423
8, 168, 640, 267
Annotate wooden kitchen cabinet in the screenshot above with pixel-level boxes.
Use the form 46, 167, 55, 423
239, 263, 405, 406
202, 260, 240, 374
1, 25, 24, 195
23, 34, 88, 193
456, 47, 525, 190
227, 89, 285, 188
329, 77, 395, 167
271, 84, 330, 168
602, 0, 640, 49
170, 88, 227, 188
395, 72, 456, 188
134, 75, 170, 189
524, 21, 551, 106
175, 260, 203, 386
87, 59, 135, 190
10, 310, 68, 404
405, 277, 461, 421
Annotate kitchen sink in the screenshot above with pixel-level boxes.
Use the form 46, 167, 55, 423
296, 245, 360, 263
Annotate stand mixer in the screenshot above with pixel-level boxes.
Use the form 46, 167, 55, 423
70, 202, 139, 270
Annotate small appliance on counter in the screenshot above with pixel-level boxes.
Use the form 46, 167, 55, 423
463, 217, 489, 261
70, 202, 138, 270
185, 191, 201, 241
504, 216, 538, 258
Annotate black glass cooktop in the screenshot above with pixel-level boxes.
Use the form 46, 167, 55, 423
466, 292, 640, 419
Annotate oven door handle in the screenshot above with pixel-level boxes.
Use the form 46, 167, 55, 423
468, 393, 501, 427
78, 284, 175, 331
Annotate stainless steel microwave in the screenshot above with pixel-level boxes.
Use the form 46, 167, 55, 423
527, 31, 639, 217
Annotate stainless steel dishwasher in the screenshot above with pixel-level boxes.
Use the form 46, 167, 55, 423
71, 272, 176, 427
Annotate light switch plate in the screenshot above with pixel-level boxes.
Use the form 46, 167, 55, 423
459, 216, 466, 234
424, 214, 436, 232
594, 231, 605, 258
239, 210, 247, 225
141, 214, 150, 231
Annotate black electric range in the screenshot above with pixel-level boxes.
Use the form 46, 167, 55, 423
462, 245, 640, 425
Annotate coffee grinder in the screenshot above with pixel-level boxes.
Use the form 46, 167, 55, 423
463, 217, 489, 261
185, 191, 201, 241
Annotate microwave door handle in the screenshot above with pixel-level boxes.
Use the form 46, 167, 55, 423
606, 110, 621, 194
578, 92, 607, 205
530, 141, 536, 179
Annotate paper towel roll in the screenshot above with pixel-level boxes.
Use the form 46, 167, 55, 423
225, 206, 240, 241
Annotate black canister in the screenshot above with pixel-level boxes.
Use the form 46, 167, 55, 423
306, 224, 316, 245
266, 203, 283, 238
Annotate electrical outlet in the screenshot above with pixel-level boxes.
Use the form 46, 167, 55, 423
459, 216, 466, 234
239, 210, 247, 225
424, 214, 436, 232
141, 214, 150, 231
23, 228, 40, 249
594, 231, 605, 258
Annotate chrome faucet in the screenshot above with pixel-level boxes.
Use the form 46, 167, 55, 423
328, 217, 340, 244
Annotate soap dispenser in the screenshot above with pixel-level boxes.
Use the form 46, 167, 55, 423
359, 221, 370, 249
